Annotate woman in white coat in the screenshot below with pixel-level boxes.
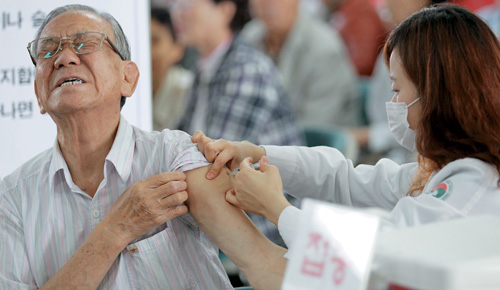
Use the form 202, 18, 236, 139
192, 4, 500, 251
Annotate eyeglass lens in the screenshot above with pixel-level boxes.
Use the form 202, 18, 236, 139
31, 32, 104, 60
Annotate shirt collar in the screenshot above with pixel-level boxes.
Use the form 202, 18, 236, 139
105, 115, 135, 183
48, 115, 135, 191
48, 138, 69, 192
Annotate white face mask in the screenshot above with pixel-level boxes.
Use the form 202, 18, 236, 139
385, 98, 420, 152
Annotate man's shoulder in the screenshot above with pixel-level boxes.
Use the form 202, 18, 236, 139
131, 126, 209, 173
132, 126, 194, 147
0, 148, 52, 194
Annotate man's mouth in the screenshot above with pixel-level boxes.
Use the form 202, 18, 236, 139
60, 78, 85, 87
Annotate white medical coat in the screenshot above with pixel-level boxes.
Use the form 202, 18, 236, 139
263, 145, 500, 248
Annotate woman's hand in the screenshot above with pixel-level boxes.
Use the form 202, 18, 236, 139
191, 130, 266, 180
226, 157, 291, 226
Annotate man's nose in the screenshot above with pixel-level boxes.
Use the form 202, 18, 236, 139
53, 42, 81, 68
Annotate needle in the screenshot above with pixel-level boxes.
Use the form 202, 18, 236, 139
229, 163, 260, 175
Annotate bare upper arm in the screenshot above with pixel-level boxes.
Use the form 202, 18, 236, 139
185, 165, 232, 199
184, 164, 287, 290
184, 165, 232, 224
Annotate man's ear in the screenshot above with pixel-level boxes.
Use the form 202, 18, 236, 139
121, 61, 140, 98
34, 80, 46, 114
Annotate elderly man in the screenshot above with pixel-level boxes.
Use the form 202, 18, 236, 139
0, 4, 285, 290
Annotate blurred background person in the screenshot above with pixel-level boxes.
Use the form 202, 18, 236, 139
476, 0, 500, 36
379, 0, 444, 28
350, 0, 449, 165
300, 0, 329, 18
454, 0, 495, 11
151, 0, 200, 73
151, 7, 194, 130
241, 0, 361, 129
170, 0, 303, 147
322, 0, 387, 76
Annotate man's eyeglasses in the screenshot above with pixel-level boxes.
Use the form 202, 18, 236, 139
27, 31, 125, 65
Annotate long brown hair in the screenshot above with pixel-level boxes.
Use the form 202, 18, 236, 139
384, 4, 500, 194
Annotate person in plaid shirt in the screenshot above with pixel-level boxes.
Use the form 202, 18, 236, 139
170, 0, 304, 147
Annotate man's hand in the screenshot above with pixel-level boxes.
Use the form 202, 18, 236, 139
104, 171, 188, 246
191, 130, 266, 180
40, 171, 189, 290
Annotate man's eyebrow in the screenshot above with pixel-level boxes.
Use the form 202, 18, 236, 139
72, 30, 97, 35
78, 30, 95, 33
42, 30, 96, 37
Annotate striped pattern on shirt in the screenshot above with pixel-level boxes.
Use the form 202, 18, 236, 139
0, 116, 233, 289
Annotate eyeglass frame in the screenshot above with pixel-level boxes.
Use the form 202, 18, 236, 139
27, 31, 125, 66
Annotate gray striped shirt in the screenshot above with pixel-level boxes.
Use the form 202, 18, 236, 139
0, 116, 232, 289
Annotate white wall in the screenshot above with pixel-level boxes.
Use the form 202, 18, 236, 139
0, 0, 152, 178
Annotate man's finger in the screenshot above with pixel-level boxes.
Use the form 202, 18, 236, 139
160, 191, 188, 209
152, 180, 187, 201
145, 171, 186, 188
164, 204, 189, 218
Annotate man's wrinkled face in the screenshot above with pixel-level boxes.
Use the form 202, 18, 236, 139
34, 11, 125, 116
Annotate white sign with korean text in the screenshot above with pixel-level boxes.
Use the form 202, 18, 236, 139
282, 199, 380, 290
0, 0, 152, 179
